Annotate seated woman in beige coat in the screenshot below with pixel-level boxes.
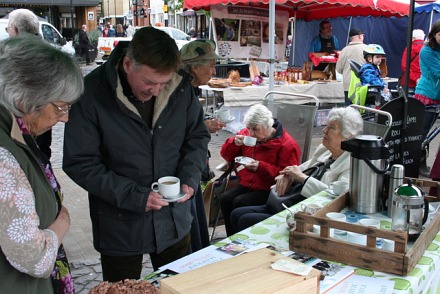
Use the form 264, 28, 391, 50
230, 107, 363, 234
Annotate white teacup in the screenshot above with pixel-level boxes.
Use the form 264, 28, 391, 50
243, 136, 257, 147
347, 232, 367, 245
215, 109, 231, 123
313, 224, 335, 237
326, 212, 346, 235
301, 203, 322, 215
359, 219, 380, 229
330, 180, 349, 195
151, 176, 180, 198
382, 239, 395, 251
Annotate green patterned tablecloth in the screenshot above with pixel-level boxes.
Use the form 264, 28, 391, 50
216, 193, 440, 294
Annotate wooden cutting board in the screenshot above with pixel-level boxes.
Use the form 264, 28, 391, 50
160, 248, 321, 294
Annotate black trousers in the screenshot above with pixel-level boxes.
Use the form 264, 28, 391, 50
101, 233, 191, 282
219, 184, 270, 236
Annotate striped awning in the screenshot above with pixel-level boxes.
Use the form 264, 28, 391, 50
1, 0, 99, 6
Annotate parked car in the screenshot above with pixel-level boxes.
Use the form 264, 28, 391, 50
152, 26, 191, 49
97, 26, 191, 62
0, 18, 75, 56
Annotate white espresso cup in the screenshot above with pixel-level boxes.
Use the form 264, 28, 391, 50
215, 109, 231, 123
151, 176, 180, 198
243, 136, 257, 147
330, 180, 349, 195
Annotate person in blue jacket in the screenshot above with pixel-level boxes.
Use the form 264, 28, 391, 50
309, 20, 340, 53
358, 44, 390, 106
359, 44, 386, 88
309, 20, 340, 70
414, 20, 440, 177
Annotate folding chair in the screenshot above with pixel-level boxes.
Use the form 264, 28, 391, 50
348, 60, 382, 108
349, 104, 393, 138
263, 91, 319, 163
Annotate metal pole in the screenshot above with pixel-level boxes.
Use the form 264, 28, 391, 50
70, 0, 74, 38
107, 0, 110, 23
268, 0, 275, 94
114, 0, 117, 24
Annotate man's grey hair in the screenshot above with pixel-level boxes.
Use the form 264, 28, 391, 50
0, 35, 84, 117
8, 9, 39, 35
327, 107, 364, 138
244, 104, 274, 128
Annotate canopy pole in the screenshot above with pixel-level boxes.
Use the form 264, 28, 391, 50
268, 0, 275, 94
292, 9, 297, 66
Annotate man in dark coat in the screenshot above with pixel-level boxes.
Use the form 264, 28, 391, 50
79, 24, 91, 65
63, 27, 210, 282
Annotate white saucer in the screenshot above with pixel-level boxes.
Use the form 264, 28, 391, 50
163, 191, 187, 202
235, 156, 254, 165
324, 188, 338, 198
221, 116, 235, 124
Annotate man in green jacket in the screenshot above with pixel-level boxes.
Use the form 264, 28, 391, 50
63, 27, 210, 282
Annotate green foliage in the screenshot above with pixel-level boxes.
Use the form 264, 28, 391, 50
88, 29, 101, 47
73, 29, 100, 47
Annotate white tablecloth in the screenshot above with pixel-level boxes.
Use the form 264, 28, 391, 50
200, 81, 344, 107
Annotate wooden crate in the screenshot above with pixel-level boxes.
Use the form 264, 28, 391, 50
289, 192, 440, 276
405, 177, 440, 201
160, 248, 321, 294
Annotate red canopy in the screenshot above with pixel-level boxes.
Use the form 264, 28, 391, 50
184, 0, 410, 20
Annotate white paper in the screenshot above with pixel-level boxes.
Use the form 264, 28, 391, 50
326, 275, 395, 294
271, 259, 313, 276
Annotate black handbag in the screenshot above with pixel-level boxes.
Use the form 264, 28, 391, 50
266, 163, 325, 214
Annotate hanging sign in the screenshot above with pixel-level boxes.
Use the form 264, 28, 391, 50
211, 5, 289, 60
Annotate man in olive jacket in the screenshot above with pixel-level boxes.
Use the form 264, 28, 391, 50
63, 27, 210, 282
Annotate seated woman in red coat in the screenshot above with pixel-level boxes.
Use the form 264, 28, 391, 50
219, 104, 301, 236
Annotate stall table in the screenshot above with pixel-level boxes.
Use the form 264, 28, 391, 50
150, 192, 440, 293
200, 81, 344, 108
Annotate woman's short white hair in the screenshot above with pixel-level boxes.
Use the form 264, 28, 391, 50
0, 35, 84, 117
244, 104, 274, 128
327, 107, 363, 138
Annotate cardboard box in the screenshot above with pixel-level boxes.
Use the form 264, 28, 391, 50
290, 192, 440, 275
160, 248, 321, 293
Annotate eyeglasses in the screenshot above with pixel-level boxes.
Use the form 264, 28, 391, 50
50, 102, 71, 116
324, 26, 333, 30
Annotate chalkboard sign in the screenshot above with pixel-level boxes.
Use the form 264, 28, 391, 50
379, 98, 425, 178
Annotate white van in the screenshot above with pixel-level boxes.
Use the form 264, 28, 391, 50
0, 18, 75, 56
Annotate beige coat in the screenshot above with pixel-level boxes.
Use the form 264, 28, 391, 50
336, 41, 367, 91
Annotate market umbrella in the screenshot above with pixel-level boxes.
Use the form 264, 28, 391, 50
184, 0, 410, 90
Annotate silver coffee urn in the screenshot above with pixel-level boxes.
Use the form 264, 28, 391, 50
341, 135, 390, 213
